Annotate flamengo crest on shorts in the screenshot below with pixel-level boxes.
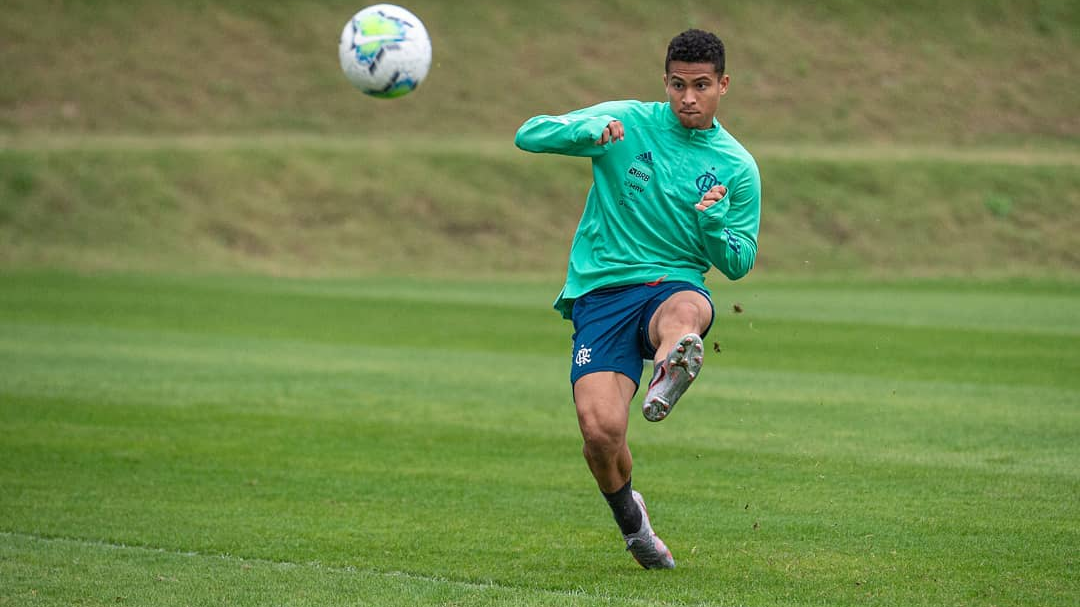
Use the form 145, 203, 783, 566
568, 281, 714, 386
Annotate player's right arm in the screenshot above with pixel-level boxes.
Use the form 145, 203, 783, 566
514, 102, 630, 157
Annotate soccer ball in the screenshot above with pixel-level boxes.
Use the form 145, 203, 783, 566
338, 4, 432, 98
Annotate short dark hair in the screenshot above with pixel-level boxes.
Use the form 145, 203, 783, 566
665, 29, 725, 76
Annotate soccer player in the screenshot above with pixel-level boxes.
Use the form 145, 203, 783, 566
514, 29, 761, 569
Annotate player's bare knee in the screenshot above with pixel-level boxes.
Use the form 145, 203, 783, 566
580, 421, 624, 459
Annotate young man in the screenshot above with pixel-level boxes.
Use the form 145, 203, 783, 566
514, 29, 761, 569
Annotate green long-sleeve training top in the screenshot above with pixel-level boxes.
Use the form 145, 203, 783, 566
515, 100, 762, 319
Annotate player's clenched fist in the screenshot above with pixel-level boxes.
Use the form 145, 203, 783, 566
695, 184, 727, 211
595, 120, 625, 145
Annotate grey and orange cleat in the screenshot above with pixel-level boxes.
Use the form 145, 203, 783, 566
643, 333, 704, 422
623, 490, 675, 569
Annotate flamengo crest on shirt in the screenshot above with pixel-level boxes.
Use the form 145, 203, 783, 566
696, 168, 719, 194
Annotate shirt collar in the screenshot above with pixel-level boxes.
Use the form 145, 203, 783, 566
663, 102, 721, 138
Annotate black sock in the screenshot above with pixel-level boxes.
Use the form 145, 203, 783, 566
602, 478, 643, 535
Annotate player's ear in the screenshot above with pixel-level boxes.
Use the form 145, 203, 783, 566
718, 73, 730, 95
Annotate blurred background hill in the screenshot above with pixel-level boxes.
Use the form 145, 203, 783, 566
2, 0, 1078, 277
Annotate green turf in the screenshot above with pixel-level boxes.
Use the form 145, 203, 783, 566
1, 271, 1077, 606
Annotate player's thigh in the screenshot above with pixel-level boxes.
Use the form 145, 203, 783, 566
573, 371, 636, 440
646, 289, 714, 343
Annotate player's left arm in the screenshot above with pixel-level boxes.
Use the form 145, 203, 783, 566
695, 162, 761, 280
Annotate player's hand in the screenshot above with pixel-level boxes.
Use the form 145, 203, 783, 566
695, 184, 727, 211
595, 120, 624, 145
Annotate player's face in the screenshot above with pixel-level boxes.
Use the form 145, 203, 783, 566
664, 61, 729, 130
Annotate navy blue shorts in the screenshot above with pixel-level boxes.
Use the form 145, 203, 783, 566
569, 281, 714, 388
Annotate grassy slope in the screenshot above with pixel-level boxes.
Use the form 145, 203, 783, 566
2, 142, 1078, 275
3, 0, 1078, 145
2, 0, 1079, 277
1, 272, 1077, 606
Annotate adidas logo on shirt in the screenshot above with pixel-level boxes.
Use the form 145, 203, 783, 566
635, 151, 654, 164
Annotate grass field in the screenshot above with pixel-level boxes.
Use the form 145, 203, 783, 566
3, 2, 1078, 604
2, 271, 1077, 606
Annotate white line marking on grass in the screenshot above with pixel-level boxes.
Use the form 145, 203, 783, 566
2, 531, 730, 607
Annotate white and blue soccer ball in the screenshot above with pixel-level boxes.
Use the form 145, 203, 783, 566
338, 4, 432, 98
